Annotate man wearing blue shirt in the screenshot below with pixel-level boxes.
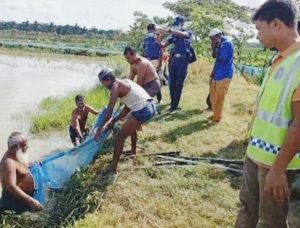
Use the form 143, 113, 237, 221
158, 16, 193, 113
209, 28, 234, 122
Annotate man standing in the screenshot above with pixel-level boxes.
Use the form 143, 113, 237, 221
0, 132, 43, 213
143, 23, 164, 103
208, 28, 234, 123
125, 46, 161, 98
69, 95, 99, 146
236, 1, 300, 227
158, 16, 193, 113
124, 47, 160, 155
94, 69, 156, 175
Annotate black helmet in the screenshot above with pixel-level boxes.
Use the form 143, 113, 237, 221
174, 16, 186, 26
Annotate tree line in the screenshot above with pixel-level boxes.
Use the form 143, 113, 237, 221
0, 20, 122, 38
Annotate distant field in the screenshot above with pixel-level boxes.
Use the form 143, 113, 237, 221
0, 30, 275, 68
0, 30, 128, 56
239, 46, 276, 67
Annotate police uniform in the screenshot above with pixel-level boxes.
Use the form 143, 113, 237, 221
167, 29, 192, 111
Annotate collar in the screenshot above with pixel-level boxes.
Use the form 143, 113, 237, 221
277, 39, 300, 60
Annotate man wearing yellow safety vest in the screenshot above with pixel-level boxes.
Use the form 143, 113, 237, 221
235, 0, 300, 227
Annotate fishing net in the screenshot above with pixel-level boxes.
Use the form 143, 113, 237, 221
30, 108, 111, 204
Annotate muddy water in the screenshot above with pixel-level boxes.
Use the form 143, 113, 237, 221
0, 54, 104, 162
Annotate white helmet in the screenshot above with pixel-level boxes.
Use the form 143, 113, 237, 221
209, 28, 222, 37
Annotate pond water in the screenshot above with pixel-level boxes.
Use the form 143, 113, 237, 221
0, 54, 104, 161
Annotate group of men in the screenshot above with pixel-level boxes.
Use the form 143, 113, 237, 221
0, 15, 198, 213
1, 1, 300, 227
0, 12, 235, 215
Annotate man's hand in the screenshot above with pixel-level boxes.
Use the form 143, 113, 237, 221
28, 198, 43, 211
212, 39, 221, 48
79, 136, 85, 143
264, 169, 290, 202
104, 119, 116, 130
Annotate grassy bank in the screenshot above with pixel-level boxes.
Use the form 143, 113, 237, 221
1, 58, 258, 227
30, 86, 109, 134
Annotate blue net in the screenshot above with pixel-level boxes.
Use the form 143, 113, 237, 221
30, 108, 111, 204
235, 64, 264, 77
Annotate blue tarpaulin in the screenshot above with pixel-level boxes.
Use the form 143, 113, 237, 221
30, 108, 111, 204
235, 64, 264, 77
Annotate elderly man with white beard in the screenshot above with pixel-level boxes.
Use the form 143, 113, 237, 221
0, 132, 43, 213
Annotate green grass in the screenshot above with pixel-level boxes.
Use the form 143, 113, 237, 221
0, 30, 127, 56
1, 58, 258, 227
30, 86, 109, 134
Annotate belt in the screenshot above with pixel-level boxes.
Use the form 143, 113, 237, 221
173, 53, 187, 58
148, 57, 160, 60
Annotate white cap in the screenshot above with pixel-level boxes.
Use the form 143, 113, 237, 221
209, 28, 222, 37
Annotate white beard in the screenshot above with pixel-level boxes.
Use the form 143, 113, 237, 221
16, 148, 29, 167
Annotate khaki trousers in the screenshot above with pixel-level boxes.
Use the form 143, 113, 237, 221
209, 78, 231, 121
235, 156, 300, 228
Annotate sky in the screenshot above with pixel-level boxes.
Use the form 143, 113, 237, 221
0, 0, 262, 30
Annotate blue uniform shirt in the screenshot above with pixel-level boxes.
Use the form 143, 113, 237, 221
213, 36, 234, 81
167, 30, 192, 55
143, 36, 161, 60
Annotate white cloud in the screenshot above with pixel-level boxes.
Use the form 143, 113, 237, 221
0, 0, 264, 30
0, 0, 177, 30
232, 0, 262, 8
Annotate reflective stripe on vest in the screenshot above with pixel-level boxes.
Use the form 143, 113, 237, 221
250, 137, 300, 157
256, 109, 291, 128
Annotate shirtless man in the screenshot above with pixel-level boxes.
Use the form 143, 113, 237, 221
0, 132, 43, 213
124, 46, 161, 155
124, 46, 161, 97
69, 95, 99, 146
94, 69, 156, 174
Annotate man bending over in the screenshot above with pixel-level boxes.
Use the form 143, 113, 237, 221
94, 69, 156, 174
69, 95, 99, 146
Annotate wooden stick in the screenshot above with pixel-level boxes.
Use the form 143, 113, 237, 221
156, 155, 244, 174
154, 161, 177, 166
120, 151, 181, 161
177, 156, 244, 165
156, 155, 200, 165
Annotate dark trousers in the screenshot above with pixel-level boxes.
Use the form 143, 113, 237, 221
206, 94, 211, 109
206, 79, 212, 109
235, 156, 300, 228
169, 57, 189, 110
157, 69, 163, 102
157, 90, 162, 102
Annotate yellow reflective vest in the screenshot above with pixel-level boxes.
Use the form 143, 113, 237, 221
247, 50, 300, 169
